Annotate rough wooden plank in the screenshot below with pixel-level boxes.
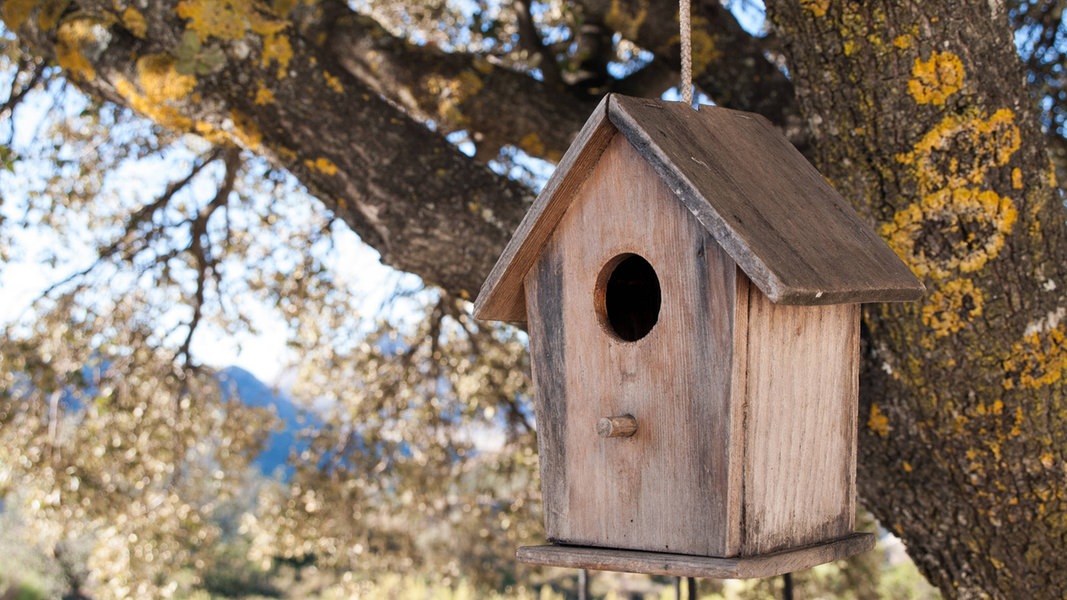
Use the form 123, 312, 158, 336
740, 290, 860, 555
524, 236, 569, 537
608, 95, 924, 305
516, 533, 875, 579
546, 134, 740, 556
474, 95, 615, 322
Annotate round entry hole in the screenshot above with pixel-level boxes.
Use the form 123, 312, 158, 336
596, 254, 661, 342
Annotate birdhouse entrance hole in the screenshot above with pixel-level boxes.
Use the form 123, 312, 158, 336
596, 253, 661, 342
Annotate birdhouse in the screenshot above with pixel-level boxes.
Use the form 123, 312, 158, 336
474, 94, 923, 578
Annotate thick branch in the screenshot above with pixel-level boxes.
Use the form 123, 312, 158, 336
5, 1, 534, 297
326, 10, 595, 162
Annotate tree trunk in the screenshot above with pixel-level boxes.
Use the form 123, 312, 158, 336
765, 1, 1067, 597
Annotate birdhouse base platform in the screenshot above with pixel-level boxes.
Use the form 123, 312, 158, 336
517, 533, 875, 579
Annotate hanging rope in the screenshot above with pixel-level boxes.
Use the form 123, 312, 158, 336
679, 0, 693, 106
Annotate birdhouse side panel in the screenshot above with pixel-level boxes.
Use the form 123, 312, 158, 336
528, 134, 743, 557
740, 292, 860, 556
523, 233, 571, 538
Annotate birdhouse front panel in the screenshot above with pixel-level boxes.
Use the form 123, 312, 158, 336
522, 132, 746, 557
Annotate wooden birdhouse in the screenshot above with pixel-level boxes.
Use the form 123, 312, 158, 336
474, 95, 923, 578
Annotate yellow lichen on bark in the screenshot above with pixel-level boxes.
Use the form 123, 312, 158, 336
254, 83, 275, 105
37, 0, 69, 30
121, 6, 148, 38
229, 109, 262, 149
426, 71, 484, 125
518, 132, 545, 157
323, 71, 344, 94
882, 187, 1017, 279
113, 54, 197, 131
908, 51, 965, 105
305, 157, 338, 175
55, 18, 102, 82
175, 0, 290, 75
868, 403, 890, 437
922, 278, 983, 337
261, 33, 292, 76
1003, 325, 1067, 390
800, 0, 830, 18
1, 0, 36, 29
898, 109, 1021, 193
686, 15, 722, 75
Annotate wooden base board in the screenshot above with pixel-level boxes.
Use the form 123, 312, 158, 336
517, 532, 876, 579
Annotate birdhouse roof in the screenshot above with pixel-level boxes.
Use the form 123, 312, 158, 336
474, 94, 923, 322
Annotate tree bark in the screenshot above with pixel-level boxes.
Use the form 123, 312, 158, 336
765, 1, 1067, 596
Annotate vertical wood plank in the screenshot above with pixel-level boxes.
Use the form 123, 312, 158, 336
545, 134, 741, 557
524, 236, 569, 538
740, 293, 860, 555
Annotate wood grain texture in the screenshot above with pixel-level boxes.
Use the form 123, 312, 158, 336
475, 95, 614, 322
544, 134, 742, 556
524, 235, 569, 536
607, 95, 923, 305
740, 290, 860, 555
516, 532, 875, 579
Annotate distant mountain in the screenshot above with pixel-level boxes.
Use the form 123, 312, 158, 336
217, 366, 311, 479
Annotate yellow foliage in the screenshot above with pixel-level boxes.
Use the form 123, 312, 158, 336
893, 34, 913, 49
908, 51, 965, 105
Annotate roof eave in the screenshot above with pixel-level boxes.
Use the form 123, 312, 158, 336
473, 95, 616, 321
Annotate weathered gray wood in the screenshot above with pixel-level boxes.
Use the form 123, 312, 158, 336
516, 532, 876, 579
542, 134, 741, 556
474, 93, 923, 322
740, 287, 860, 555
523, 234, 569, 537
608, 95, 924, 305
475, 95, 614, 322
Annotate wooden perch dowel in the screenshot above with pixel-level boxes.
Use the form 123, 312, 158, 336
597, 415, 638, 438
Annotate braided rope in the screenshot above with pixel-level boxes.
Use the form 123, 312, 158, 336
679, 0, 693, 106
